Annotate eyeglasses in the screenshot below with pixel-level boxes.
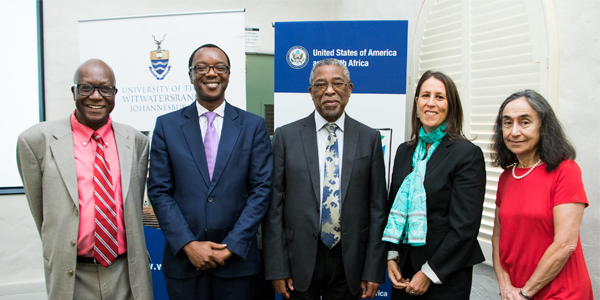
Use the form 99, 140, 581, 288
189, 64, 230, 74
311, 82, 349, 91
75, 84, 116, 97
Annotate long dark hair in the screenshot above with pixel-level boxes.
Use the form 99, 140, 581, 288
491, 89, 575, 171
408, 70, 466, 147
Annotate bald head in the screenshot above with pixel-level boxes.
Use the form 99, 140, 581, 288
71, 59, 117, 131
73, 59, 116, 85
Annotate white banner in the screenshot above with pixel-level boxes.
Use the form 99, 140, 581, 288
79, 10, 246, 133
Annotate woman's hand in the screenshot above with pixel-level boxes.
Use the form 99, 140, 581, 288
499, 284, 522, 300
387, 259, 409, 289
405, 270, 431, 296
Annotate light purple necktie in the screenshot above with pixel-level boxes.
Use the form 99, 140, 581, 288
203, 112, 218, 180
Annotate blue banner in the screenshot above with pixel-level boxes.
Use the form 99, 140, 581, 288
144, 226, 169, 300
275, 21, 408, 94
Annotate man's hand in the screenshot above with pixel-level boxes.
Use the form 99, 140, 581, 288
212, 247, 233, 262
360, 281, 381, 298
182, 241, 227, 270
271, 278, 294, 299
387, 259, 410, 289
405, 270, 431, 296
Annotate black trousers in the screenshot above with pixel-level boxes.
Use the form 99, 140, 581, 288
164, 272, 257, 300
289, 242, 361, 300
391, 260, 473, 300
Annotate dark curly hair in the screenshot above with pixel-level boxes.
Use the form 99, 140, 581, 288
408, 70, 466, 147
491, 89, 575, 171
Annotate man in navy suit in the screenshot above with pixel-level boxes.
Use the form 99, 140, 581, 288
148, 44, 273, 299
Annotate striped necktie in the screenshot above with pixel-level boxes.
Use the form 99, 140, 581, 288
92, 132, 118, 267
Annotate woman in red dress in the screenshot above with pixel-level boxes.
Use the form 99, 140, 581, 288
491, 90, 593, 300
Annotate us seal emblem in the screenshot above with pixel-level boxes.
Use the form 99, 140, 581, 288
149, 34, 171, 80
287, 46, 309, 69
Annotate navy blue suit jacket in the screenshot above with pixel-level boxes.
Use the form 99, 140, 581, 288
148, 102, 273, 279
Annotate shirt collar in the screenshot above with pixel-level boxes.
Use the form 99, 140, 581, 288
314, 111, 345, 133
70, 110, 113, 147
196, 100, 226, 118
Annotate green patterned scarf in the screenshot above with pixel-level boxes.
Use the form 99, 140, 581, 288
382, 123, 447, 245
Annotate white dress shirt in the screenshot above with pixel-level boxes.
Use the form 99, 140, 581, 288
196, 101, 226, 142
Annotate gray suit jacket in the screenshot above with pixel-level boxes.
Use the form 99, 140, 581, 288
17, 117, 153, 299
262, 113, 388, 294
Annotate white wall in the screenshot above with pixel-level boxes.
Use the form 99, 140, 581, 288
554, 0, 600, 292
470, 0, 600, 297
0, 195, 46, 299
4, 0, 598, 298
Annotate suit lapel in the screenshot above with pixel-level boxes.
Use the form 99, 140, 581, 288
113, 122, 133, 203
340, 115, 358, 205
425, 136, 452, 176
181, 103, 211, 187
299, 113, 321, 204
49, 118, 79, 207
209, 103, 241, 193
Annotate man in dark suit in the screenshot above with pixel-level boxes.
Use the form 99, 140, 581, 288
147, 44, 273, 299
262, 58, 388, 299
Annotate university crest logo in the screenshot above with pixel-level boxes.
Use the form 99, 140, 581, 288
287, 45, 309, 69
149, 34, 171, 80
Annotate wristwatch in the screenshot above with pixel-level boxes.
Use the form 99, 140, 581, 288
520, 288, 531, 299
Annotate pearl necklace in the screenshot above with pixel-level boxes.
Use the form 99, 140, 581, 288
512, 159, 542, 179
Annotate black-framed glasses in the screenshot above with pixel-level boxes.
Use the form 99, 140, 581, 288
311, 82, 349, 91
189, 64, 230, 74
75, 84, 116, 97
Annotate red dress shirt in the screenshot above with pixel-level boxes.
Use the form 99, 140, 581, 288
71, 112, 127, 257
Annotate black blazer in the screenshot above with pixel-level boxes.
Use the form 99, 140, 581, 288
388, 136, 486, 283
262, 113, 388, 294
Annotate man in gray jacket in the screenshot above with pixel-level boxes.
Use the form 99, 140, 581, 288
17, 59, 153, 299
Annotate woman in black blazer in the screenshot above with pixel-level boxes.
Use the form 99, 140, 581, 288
384, 71, 486, 299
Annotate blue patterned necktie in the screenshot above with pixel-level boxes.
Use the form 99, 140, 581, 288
321, 123, 341, 248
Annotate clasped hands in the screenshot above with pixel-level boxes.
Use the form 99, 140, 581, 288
499, 284, 526, 300
387, 259, 431, 296
183, 241, 232, 270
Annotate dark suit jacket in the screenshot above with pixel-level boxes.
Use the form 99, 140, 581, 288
262, 113, 388, 294
388, 136, 486, 283
147, 102, 273, 279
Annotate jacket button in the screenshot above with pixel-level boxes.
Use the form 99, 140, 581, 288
71, 240, 76, 247
208, 197, 214, 203
68, 269, 74, 276
313, 233, 318, 239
